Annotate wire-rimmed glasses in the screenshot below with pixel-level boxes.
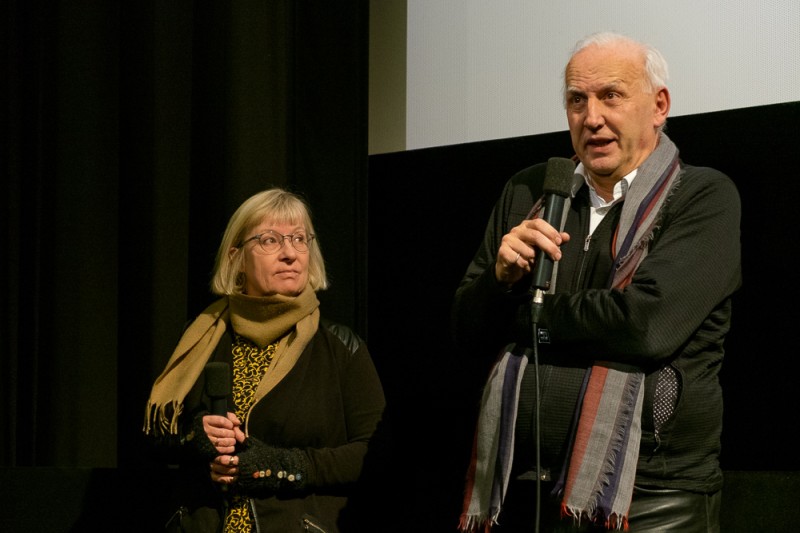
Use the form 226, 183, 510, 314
239, 230, 314, 254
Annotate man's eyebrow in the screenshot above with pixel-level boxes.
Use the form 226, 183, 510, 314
566, 80, 625, 96
603, 80, 625, 91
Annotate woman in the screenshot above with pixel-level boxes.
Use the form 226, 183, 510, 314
143, 188, 387, 533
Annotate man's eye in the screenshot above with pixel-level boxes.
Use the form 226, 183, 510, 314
567, 95, 585, 108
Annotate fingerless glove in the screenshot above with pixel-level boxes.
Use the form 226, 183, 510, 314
236, 436, 310, 494
181, 411, 218, 462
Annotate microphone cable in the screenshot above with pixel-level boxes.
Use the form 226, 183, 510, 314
531, 293, 546, 533
526, 156, 574, 532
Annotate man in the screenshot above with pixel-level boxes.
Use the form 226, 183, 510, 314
454, 32, 741, 532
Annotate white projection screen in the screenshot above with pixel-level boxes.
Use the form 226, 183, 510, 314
399, 0, 800, 152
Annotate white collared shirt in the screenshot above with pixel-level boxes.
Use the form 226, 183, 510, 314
575, 162, 637, 234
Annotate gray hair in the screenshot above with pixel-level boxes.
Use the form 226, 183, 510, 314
564, 31, 669, 99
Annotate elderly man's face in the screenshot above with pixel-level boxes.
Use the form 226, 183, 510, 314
564, 42, 670, 185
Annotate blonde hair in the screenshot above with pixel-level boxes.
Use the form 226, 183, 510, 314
210, 188, 328, 295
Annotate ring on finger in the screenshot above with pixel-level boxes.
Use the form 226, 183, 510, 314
513, 252, 521, 263
228, 456, 235, 466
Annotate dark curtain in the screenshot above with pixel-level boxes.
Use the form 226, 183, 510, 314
2, 0, 368, 469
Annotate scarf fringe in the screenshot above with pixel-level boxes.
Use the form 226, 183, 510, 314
458, 512, 497, 533
142, 399, 184, 436
561, 503, 629, 531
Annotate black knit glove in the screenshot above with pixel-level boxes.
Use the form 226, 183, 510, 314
181, 411, 218, 462
236, 436, 310, 494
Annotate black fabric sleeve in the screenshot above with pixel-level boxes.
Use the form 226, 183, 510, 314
451, 164, 547, 357
303, 336, 386, 488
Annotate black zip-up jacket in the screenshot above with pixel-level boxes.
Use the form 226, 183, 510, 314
451, 160, 741, 493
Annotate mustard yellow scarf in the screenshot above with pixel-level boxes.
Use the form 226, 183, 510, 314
143, 286, 319, 436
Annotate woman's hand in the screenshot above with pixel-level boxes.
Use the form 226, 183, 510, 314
203, 412, 246, 486
210, 453, 239, 485
203, 412, 246, 454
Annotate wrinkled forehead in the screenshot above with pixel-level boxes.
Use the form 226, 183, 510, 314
564, 50, 648, 96
565, 42, 646, 86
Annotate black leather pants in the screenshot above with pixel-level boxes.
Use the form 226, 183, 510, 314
494, 480, 721, 532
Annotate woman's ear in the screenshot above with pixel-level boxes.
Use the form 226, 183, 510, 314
229, 246, 246, 275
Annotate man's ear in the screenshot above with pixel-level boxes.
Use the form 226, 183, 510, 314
654, 86, 671, 128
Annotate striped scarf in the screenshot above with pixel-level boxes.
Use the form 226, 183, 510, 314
459, 134, 682, 532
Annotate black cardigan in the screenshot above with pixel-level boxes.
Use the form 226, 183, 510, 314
155, 319, 387, 533
452, 160, 742, 493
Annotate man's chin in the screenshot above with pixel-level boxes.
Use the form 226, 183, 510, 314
583, 157, 617, 178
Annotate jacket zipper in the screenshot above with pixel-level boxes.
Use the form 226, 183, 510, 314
248, 499, 262, 533
575, 233, 592, 288
302, 516, 328, 532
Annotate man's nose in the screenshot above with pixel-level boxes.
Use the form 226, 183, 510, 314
584, 98, 605, 129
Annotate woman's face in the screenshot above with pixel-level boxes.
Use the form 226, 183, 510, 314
236, 220, 310, 297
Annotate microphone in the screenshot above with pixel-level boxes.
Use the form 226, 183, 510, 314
204, 362, 231, 416
530, 157, 575, 306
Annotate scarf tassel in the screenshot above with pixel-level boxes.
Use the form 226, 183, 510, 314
143, 399, 184, 436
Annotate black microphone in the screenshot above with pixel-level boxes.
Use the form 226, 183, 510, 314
530, 157, 575, 305
204, 362, 231, 416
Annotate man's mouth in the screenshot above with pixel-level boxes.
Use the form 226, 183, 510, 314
587, 137, 614, 148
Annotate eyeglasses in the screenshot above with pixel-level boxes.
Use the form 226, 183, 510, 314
239, 230, 314, 254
